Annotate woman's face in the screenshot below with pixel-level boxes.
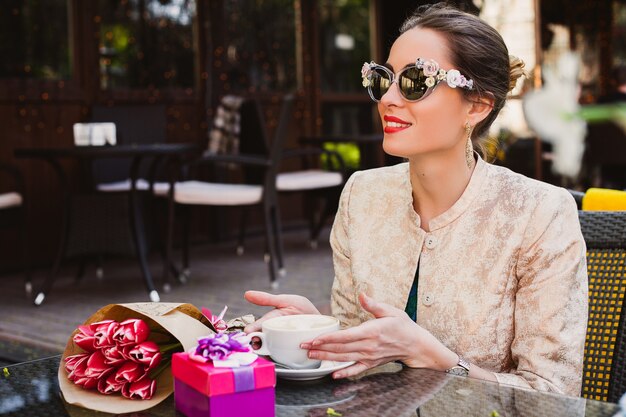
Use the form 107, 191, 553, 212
379, 28, 471, 159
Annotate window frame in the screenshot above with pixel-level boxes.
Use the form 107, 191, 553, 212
0, 0, 83, 103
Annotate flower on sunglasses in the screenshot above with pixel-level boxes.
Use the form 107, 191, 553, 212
422, 60, 440, 77
361, 62, 373, 87
446, 69, 464, 89
425, 77, 436, 88
437, 69, 446, 81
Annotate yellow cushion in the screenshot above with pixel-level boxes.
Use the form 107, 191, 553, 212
582, 188, 626, 211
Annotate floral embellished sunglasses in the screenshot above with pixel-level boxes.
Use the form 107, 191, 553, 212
361, 58, 474, 102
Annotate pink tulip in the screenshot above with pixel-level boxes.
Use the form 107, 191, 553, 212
67, 354, 88, 380
73, 325, 96, 352
113, 319, 150, 346
66, 354, 99, 390
114, 361, 147, 384
90, 320, 119, 348
127, 341, 162, 370
74, 375, 99, 390
65, 353, 90, 373
97, 372, 127, 395
84, 350, 114, 379
122, 378, 157, 400
102, 345, 127, 366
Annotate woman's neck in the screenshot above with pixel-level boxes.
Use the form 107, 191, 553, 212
408, 151, 475, 232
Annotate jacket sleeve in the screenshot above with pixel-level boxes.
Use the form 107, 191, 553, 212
330, 172, 362, 329
493, 188, 588, 396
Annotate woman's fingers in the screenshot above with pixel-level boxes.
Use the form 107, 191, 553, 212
307, 349, 362, 363
358, 293, 405, 319
301, 340, 366, 354
243, 310, 283, 333
308, 345, 396, 365
303, 320, 386, 347
244, 291, 319, 313
332, 362, 370, 379
244, 290, 285, 307
243, 291, 321, 333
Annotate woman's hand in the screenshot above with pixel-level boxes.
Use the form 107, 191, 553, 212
300, 293, 458, 379
243, 290, 320, 333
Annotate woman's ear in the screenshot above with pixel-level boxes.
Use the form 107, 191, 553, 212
466, 93, 495, 126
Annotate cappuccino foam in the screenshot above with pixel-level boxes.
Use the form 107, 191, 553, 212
265, 315, 337, 331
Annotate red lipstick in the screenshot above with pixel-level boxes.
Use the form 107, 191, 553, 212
383, 115, 412, 134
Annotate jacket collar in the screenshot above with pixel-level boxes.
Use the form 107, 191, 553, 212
401, 155, 488, 231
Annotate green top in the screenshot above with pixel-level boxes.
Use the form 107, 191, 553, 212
404, 263, 419, 322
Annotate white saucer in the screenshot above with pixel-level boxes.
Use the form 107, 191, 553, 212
275, 360, 355, 381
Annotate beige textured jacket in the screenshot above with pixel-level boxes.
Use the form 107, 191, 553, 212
330, 157, 588, 397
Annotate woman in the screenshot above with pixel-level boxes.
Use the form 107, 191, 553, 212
245, 4, 587, 396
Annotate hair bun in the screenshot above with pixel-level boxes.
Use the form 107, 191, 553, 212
509, 55, 527, 92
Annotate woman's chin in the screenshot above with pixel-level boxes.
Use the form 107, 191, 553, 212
382, 141, 411, 159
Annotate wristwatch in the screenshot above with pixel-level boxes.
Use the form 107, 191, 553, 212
445, 356, 471, 377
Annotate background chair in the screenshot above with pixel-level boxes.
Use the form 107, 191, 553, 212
68, 105, 168, 280
275, 146, 346, 248
160, 95, 295, 288
0, 162, 30, 295
90, 104, 168, 191
568, 189, 585, 209
578, 210, 626, 401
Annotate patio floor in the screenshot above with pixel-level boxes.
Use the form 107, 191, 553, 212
0, 227, 334, 365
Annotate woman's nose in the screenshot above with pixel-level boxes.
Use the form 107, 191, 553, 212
380, 81, 403, 106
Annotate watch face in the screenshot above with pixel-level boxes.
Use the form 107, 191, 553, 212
447, 366, 469, 377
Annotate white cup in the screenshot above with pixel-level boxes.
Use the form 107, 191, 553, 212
249, 314, 340, 369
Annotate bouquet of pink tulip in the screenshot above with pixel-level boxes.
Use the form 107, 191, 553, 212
64, 318, 175, 400
59, 303, 213, 414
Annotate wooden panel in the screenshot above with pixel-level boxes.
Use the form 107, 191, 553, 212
0, 102, 83, 271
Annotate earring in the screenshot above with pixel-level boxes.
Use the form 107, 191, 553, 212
465, 122, 474, 169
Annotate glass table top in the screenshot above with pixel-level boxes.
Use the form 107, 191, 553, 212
0, 356, 619, 417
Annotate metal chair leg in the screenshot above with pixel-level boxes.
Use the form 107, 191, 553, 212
75, 257, 87, 282
310, 193, 335, 244
270, 204, 286, 277
34, 233, 66, 306
162, 183, 176, 292
96, 255, 104, 279
129, 158, 159, 302
34, 158, 69, 306
20, 209, 32, 296
179, 205, 191, 284
182, 205, 190, 271
262, 202, 278, 289
237, 208, 249, 256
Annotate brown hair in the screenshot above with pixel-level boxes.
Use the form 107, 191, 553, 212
400, 4, 526, 150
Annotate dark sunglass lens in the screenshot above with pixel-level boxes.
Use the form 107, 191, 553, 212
399, 67, 429, 101
369, 68, 392, 100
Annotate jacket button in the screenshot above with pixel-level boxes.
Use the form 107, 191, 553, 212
424, 235, 437, 249
423, 293, 435, 306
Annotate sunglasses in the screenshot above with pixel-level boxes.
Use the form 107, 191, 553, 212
361, 58, 474, 103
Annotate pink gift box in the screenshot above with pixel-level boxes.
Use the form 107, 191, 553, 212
172, 352, 275, 417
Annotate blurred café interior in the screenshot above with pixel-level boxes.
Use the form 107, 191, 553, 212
1, 0, 626, 296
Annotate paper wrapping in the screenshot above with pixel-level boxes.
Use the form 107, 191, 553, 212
58, 302, 212, 414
